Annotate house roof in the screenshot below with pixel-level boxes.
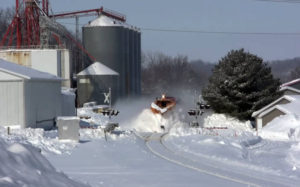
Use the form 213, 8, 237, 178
0, 59, 61, 81
280, 86, 300, 94
281, 78, 300, 88
252, 95, 300, 118
77, 62, 119, 76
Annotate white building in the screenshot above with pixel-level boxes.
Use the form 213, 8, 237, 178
0, 59, 62, 129
0, 49, 71, 87
252, 94, 300, 131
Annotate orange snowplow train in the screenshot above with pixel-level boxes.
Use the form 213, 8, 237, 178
151, 95, 176, 114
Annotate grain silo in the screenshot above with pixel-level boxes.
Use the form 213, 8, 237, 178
77, 62, 119, 107
82, 14, 141, 100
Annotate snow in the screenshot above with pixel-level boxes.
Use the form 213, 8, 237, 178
85, 15, 140, 32
0, 135, 88, 187
261, 114, 300, 141
0, 59, 61, 81
1, 95, 300, 186
61, 87, 76, 96
77, 62, 119, 76
85, 15, 126, 27
203, 113, 253, 132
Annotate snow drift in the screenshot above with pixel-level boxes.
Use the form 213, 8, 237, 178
261, 114, 300, 141
0, 137, 88, 187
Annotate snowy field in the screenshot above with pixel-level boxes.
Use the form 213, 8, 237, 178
1, 97, 300, 186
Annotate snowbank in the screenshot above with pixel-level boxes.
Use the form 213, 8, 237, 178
0, 137, 88, 187
77, 106, 112, 127
0, 127, 78, 155
204, 114, 253, 131
169, 113, 253, 137
261, 114, 300, 141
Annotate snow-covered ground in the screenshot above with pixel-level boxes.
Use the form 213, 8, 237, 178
1, 97, 300, 186
0, 129, 88, 187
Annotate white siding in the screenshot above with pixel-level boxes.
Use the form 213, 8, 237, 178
31, 50, 59, 76
0, 81, 24, 127
0, 71, 22, 81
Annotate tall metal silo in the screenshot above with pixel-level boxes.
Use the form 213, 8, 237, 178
136, 31, 142, 95
82, 15, 141, 101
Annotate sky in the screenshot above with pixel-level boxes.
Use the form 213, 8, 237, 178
1, 0, 300, 62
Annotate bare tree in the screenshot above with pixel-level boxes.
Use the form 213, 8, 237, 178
142, 52, 204, 95
290, 66, 300, 80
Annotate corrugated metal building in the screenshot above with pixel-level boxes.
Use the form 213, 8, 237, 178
82, 15, 141, 101
0, 49, 71, 87
0, 59, 62, 129
77, 62, 119, 106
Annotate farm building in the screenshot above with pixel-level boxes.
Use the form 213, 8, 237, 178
0, 49, 71, 87
252, 94, 300, 131
77, 62, 119, 106
0, 59, 62, 129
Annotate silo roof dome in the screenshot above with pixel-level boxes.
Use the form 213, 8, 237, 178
84, 15, 141, 32
77, 62, 119, 76
85, 15, 127, 27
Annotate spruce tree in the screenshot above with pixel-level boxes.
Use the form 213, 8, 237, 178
202, 49, 282, 121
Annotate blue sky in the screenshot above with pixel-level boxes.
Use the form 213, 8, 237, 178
2, 0, 300, 62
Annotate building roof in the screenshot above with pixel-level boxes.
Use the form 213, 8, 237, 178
77, 62, 119, 76
280, 86, 300, 94
252, 95, 300, 118
84, 15, 140, 32
0, 58, 61, 81
281, 78, 300, 88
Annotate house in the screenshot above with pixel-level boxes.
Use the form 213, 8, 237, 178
281, 78, 300, 90
252, 78, 300, 131
252, 95, 300, 131
280, 86, 300, 96
0, 59, 62, 129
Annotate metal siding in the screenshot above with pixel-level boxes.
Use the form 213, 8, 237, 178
0, 49, 71, 88
128, 29, 134, 95
283, 90, 300, 95
0, 51, 32, 67
24, 80, 62, 129
137, 32, 142, 95
262, 108, 286, 127
57, 50, 62, 77
31, 50, 58, 76
0, 71, 22, 81
83, 26, 141, 100
0, 81, 24, 127
61, 49, 71, 87
77, 75, 118, 106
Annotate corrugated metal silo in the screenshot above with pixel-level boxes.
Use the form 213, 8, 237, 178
82, 15, 141, 101
137, 31, 142, 95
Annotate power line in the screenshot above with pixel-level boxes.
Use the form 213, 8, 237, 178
253, 0, 300, 3
141, 28, 300, 36
57, 22, 300, 36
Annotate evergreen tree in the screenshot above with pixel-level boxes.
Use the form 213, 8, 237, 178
202, 49, 282, 121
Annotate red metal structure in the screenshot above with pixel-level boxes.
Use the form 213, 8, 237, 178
50, 7, 126, 21
0, 0, 126, 61
0, 0, 43, 48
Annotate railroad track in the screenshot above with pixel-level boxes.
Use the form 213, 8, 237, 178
135, 131, 298, 187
